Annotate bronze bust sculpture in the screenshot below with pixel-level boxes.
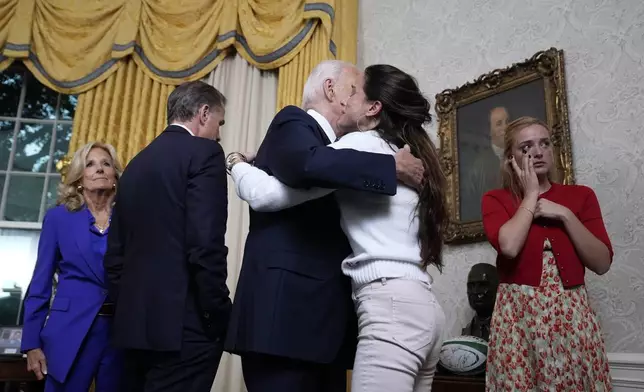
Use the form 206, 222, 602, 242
462, 263, 499, 341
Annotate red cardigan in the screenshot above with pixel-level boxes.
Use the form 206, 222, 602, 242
481, 183, 613, 287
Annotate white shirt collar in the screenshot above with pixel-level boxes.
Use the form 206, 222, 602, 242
492, 144, 504, 159
306, 109, 336, 143
171, 123, 195, 136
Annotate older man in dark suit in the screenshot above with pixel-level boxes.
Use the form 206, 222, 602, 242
224, 60, 425, 392
105, 81, 230, 392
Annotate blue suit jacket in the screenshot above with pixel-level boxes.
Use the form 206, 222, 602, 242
224, 106, 397, 365
21, 205, 109, 383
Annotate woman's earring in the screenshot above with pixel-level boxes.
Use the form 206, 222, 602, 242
112, 183, 117, 190
76, 184, 83, 193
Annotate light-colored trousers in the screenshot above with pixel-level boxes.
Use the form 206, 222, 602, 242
351, 277, 445, 392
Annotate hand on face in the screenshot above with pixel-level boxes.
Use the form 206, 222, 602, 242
509, 152, 540, 197
82, 147, 117, 192
508, 124, 553, 198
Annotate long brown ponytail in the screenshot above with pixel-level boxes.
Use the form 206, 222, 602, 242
363, 64, 448, 271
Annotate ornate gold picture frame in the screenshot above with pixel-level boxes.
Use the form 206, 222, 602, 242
436, 47, 574, 244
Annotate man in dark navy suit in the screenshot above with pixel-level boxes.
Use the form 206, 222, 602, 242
105, 81, 230, 392
224, 61, 425, 392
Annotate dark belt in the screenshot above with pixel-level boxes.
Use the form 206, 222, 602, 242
98, 302, 115, 316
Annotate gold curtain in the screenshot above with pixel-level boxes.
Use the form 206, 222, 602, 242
276, 0, 358, 109
332, 0, 358, 64
69, 58, 174, 165
0, 0, 17, 71
0, 0, 357, 167
277, 22, 333, 110
0, 0, 340, 94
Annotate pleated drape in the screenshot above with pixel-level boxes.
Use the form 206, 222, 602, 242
276, 0, 358, 109
69, 59, 174, 165
0, 0, 340, 94
1, 0, 358, 171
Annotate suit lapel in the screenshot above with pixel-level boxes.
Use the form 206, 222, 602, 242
303, 108, 334, 145
316, 123, 332, 145
73, 209, 103, 284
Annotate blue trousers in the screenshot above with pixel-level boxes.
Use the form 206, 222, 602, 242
45, 315, 122, 392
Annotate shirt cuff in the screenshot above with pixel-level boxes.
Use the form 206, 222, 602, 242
230, 162, 253, 179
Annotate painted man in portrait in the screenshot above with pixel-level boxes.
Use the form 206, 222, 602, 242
460, 106, 509, 222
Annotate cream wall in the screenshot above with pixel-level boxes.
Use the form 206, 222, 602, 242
357, 0, 644, 360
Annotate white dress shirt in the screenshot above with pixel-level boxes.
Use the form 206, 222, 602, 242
231, 121, 430, 287
171, 123, 195, 136
305, 109, 336, 143
492, 144, 504, 160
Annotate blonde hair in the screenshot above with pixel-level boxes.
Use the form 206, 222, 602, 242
501, 116, 553, 200
57, 142, 123, 211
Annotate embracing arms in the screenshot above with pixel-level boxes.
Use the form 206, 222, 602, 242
231, 161, 332, 211
228, 129, 424, 211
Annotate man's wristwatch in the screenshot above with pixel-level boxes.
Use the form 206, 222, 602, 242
225, 152, 248, 174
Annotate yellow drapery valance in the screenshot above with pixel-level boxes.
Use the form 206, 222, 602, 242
0, 0, 340, 94
2, 0, 357, 170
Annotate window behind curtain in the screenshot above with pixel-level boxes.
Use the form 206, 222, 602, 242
0, 64, 75, 326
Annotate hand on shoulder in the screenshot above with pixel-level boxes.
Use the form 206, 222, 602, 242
394, 145, 425, 191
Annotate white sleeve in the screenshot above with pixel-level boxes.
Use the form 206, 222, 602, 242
329, 131, 390, 154
230, 162, 334, 212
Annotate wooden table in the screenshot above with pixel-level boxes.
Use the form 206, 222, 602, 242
432, 374, 485, 392
0, 356, 44, 392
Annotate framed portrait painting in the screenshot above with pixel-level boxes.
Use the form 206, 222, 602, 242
0, 326, 23, 355
436, 48, 574, 244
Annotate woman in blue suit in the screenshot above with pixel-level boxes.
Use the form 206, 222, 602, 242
21, 142, 124, 392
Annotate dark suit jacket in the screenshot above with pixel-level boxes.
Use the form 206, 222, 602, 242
461, 145, 502, 222
224, 106, 397, 365
105, 125, 231, 352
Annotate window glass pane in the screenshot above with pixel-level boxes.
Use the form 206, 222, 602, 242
21, 74, 58, 120
50, 123, 73, 173
3, 175, 45, 222
58, 95, 77, 120
13, 123, 53, 173
0, 228, 40, 326
0, 174, 4, 197
0, 69, 24, 117
0, 120, 14, 170
45, 176, 60, 210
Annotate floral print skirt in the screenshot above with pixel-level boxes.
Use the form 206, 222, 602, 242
486, 240, 612, 391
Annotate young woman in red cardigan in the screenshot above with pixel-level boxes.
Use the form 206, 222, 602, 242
481, 116, 613, 391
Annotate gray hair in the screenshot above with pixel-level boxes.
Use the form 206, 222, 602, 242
301, 60, 354, 109
167, 81, 226, 124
